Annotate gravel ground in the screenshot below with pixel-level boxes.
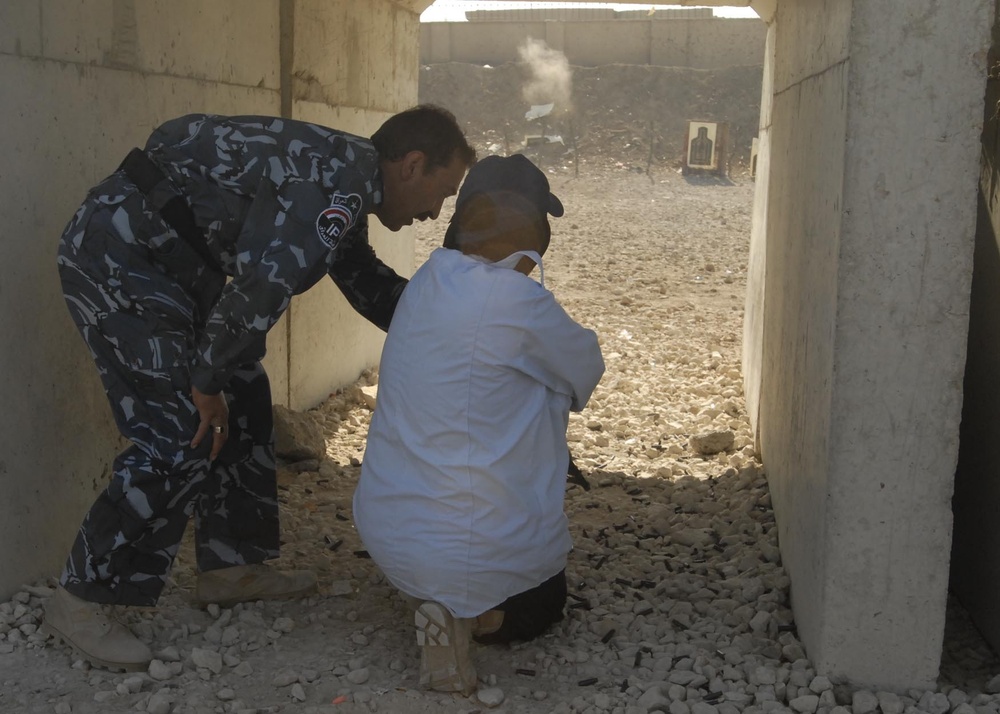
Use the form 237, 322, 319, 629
2, 165, 997, 713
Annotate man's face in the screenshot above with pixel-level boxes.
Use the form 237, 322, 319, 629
375, 151, 467, 232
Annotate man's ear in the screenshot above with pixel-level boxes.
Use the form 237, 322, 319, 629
399, 150, 426, 183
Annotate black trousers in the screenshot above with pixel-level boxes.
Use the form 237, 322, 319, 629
473, 570, 567, 645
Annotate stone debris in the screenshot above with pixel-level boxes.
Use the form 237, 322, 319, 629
190, 646, 222, 674
477, 686, 506, 707
273, 404, 327, 461
359, 384, 379, 410
689, 430, 735, 455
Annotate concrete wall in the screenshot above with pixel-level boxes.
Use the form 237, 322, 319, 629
745, 0, 990, 689
420, 18, 766, 70
0, 0, 424, 599
951, 0, 1000, 654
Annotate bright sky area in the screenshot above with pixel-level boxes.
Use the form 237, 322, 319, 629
420, 2, 759, 21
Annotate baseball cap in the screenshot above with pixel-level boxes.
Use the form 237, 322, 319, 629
455, 154, 564, 219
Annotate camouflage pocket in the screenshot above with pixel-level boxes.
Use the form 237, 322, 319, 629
98, 311, 191, 398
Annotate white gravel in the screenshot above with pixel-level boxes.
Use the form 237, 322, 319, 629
1, 167, 996, 713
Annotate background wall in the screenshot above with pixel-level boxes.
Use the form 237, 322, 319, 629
421, 18, 766, 69
0, 0, 423, 600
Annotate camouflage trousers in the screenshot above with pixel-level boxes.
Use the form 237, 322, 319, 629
56, 174, 280, 607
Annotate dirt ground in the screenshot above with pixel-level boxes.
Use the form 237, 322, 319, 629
1, 63, 998, 714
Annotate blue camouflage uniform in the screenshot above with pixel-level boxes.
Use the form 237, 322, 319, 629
56, 114, 407, 606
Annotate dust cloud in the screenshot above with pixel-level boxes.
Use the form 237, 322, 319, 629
517, 38, 573, 113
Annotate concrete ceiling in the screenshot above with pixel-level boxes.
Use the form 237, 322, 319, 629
404, 0, 769, 23
405, 0, 756, 12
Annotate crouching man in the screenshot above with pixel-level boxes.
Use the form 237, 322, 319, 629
352, 154, 605, 695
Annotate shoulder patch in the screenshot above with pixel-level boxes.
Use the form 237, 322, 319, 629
316, 192, 363, 249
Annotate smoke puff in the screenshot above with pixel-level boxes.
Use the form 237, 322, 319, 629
518, 38, 573, 112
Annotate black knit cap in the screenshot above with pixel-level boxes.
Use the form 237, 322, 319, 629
455, 154, 564, 218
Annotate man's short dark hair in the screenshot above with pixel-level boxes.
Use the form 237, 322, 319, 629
371, 105, 477, 171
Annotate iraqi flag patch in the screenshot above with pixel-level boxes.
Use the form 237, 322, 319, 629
316, 192, 363, 248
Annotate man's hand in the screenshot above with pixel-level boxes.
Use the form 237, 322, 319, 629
191, 386, 229, 460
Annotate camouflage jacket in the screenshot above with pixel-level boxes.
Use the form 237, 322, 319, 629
143, 114, 406, 395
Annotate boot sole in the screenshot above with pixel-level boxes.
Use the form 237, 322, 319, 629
415, 602, 478, 695
41, 622, 150, 673
415, 602, 452, 646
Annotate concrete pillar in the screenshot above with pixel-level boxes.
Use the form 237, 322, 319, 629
284, 0, 420, 410
747, 0, 990, 689
742, 18, 774, 446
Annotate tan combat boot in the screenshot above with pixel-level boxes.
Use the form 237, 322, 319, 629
471, 609, 504, 638
42, 586, 152, 672
195, 563, 317, 607
415, 601, 478, 695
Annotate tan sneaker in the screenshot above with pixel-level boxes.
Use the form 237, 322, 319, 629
415, 601, 477, 695
41, 586, 152, 672
195, 563, 317, 607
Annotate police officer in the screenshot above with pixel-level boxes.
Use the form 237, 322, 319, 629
43, 106, 476, 671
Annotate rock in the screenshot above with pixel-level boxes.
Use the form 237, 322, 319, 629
789, 695, 819, 713
852, 690, 878, 714
273, 670, 299, 687
273, 405, 327, 461
478, 687, 506, 707
217, 688, 236, 700
948, 689, 970, 708
668, 671, 707, 687
638, 684, 670, 712
671, 529, 715, 548
782, 643, 806, 661
749, 611, 771, 633
918, 691, 950, 714
54, 702, 72, 714
148, 660, 173, 681
220, 626, 240, 646
809, 676, 832, 694
291, 683, 306, 701
689, 430, 735, 455
347, 667, 370, 684
359, 385, 379, 410
191, 647, 223, 674
876, 691, 903, 714
750, 666, 777, 685
156, 646, 181, 663
147, 692, 173, 714
987, 674, 1000, 694
329, 580, 354, 597
669, 701, 691, 714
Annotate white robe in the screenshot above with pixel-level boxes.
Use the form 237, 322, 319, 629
353, 247, 605, 617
